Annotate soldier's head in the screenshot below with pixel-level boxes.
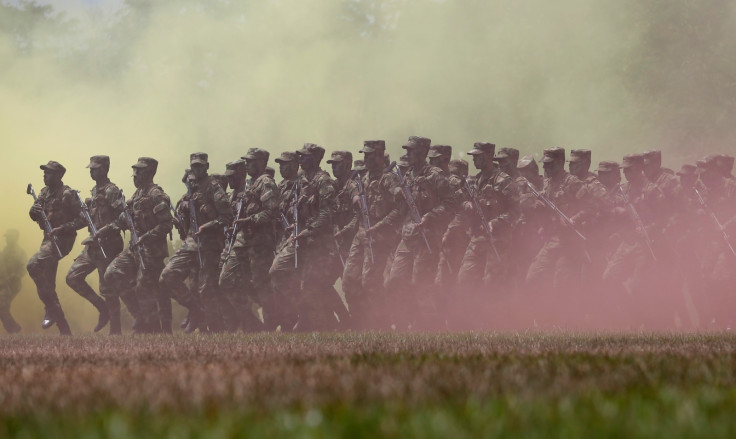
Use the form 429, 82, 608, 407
4, 229, 19, 246
327, 150, 353, 180
40, 161, 66, 187
517, 155, 540, 180
467, 142, 495, 172
403, 136, 431, 167
428, 144, 452, 171
242, 148, 269, 178
677, 164, 697, 189
541, 147, 566, 178
494, 147, 519, 176
642, 150, 662, 180
275, 151, 299, 180
449, 159, 469, 178
189, 152, 209, 180
265, 166, 275, 179
353, 159, 367, 177
397, 155, 410, 173
86, 155, 110, 182
715, 154, 735, 178
698, 155, 723, 187
596, 161, 621, 189
360, 140, 386, 172
225, 160, 246, 190
297, 143, 325, 172
621, 153, 645, 183
568, 149, 591, 178
132, 157, 158, 188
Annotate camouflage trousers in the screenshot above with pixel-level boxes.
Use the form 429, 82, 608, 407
0, 283, 21, 333
66, 238, 123, 322
525, 235, 584, 293
436, 225, 469, 289
457, 237, 509, 293
27, 235, 75, 328
104, 245, 167, 332
160, 247, 223, 332
219, 244, 274, 331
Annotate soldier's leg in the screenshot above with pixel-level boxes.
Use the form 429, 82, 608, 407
268, 242, 299, 331
299, 244, 339, 332
27, 241, 70, 335
359, 233, 395, 329
525, 238, 561, 292
66, 247, 109, 332
385, 239, 417, 329
160, 248, 202, 331
248, 245, 275, 331
219, 248, 251, 331
0, 296, 20, 333
197, 249, 225, 332
103, 248, 138, 334
411, 236, 442, 329
137, 248, 167, 333
341, 231, 365, 308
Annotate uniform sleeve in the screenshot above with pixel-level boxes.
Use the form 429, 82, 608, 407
61, 188, 82, 233
372, 172, 403, 231
145, 188, 173, 239
247, 178, 279, 226
421, 170, 452, 226
306, 176, 336, 234
489, 176, 520, 231
201, 180, 233, 230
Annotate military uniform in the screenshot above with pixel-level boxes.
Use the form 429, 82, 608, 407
328, 151, 358, 273
27, 161, 80, 335
104, 157, 173, 333
0, 230, 26, 333
436, 158, 470, 289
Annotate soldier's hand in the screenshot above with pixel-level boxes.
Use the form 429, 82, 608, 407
284, 223, 295, 234
365, 225, 378, 236
30, 204, 43, 217
462, 201, 473, 212
235, 217, 251, 226
47, 226, 64, 237
195, 223, 211, 236
487, 221, 494, 233
133, 232, 150, 248
93, 224, 112, 240
292, 230, 308, 243
534, 200, 546, 209
415, 217, 426, 230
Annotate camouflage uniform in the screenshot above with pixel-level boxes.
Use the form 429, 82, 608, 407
65, 156, 126, 333
160, 153, 233, 332
436, 159, 469, 289
104, 157, 173, 333
328, 151, 358, 273
513, 155, 545, 285
0, 230, 26, 333
27, 161, 80, 335
220, 149, 279, 330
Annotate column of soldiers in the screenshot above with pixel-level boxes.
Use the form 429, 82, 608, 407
16, 140, 736, 335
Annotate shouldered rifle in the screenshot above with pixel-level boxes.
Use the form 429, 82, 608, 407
227, 179, 248, 254
293, 179, 300, 268
26, 183, 63, 258
120, 190, 145, 270
74, 190, 107, 259
388, 162, 432, 253
351, 170, 374, 263
185, 180, 204, 269
462, 177, 500, 260
694, 187, 736, 257
617, 184, 657, 260
524, 179, 587, 242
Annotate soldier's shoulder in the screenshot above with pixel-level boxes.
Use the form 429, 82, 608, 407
149, 184, 168, 198
424, 165, 447, 180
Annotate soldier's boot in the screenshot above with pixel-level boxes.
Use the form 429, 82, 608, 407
184, 307, 205, 334
180, 313, 190, 329
41, 308, 55, 330
159, 315, 172, 334
106, 297, 122, 335
91, 296, 110, 333
56, 313, 72, 336
157, 294, 172, 334
0, 308, 21, 334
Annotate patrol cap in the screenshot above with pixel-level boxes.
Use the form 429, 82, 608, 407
716, 154, 735, 172
224, 159, 245, 176
275, 151, 298, 164
449, 159, 468, 176
402, 136, 431, 150
86, 155, 110, 169
40, 161, 66, 176
132, 157, 158, 170
360, 140, 386, 153
467, 142, 495, 156
190, 152, 208, 165
541, 147, 565, 163
297, 143, 325, 159
597, 160, 620, 173
676, 164, 696, 176
643, 150, 662, 165
353, 159, 366, 171
428, 144, 452, 158
242, 148, 269, 162
568, 149, 591, 163
620, 153, 644, 169
494, 147, 519, 162
326, 150, 353, 164
517, 155, 539, 173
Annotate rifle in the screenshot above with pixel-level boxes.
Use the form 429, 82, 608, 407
351, 170, 374, 263
120, 190, 146, 270
26, 184, 63, 258
524, 180, 587, 242
227, 179, 248, 254
74, 190, 107, 259
334, 236, 346, 269
388, 162, 432, 253
185, 180, 204, 268
617, 184, 657, 260
462, 177, 500, 260
293, 179, 300, 268
694, 187, 736, 257
169, 201, 183, 241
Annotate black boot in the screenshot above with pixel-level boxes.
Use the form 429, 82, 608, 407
184, 307, 204, 334
41, 309, 55, 330
56, 316, 72, 336
92, 297, 110, 333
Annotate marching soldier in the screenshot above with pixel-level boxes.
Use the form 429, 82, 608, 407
436, 158, 469, 290
0, 229, 26, 333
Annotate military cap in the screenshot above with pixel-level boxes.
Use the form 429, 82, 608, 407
620, 153, 644, 168
467, 142, 496, 156
597, 161, 620, 173
541, 147, 566, 163
132, 157, 158, 170
353, 159, 366, 171
327, 150, 353, 164
360, 140, 386, 153
569, 149, 592, 163
642, 150, 662, 165
428, 144, 452, 158
275, 151, 298, 163
402, 136, 431, 150
242, 148, 269, 162
224, 159, 245, 176
517, 155, 539, 172
40, 161, 66, 175
297, 143, 325, 158
4, 229, 19, 238
494, 147, 519, 162
716, 154, 735, 171
398, 154, 411, 167
86, 155, 110, 169
190, 152, 208, 165
449, 159, 468, 175
676, 164, 696, 176
265, 166, 275, 178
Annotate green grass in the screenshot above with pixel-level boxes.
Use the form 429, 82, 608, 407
1, 332, 735, 438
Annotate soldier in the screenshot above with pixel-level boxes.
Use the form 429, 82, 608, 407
436, 158, 469, 290
221, 149, 279, 331
385, 136, 453, 329
428, 144, 452, 173
104, 157, 173, 333
342, 140, 402, 329
515, 155, 545, 283
27, 161, 80, 335
160, 152, 232, 333
328, 150, 357, 277
265, 166, 276, 179
518, 155, 543, 191
0, 230, 26, 333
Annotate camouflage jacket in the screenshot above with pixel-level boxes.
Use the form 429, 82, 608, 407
74, 180, 124, 247
572, 172, 614, 232
537, 171, 584, 238
276, 177, 299, 243
399, 163, 453, 239
443, 173, 471, 237
334, 176, 358, 233
234, 173, 279, 248
359, 168, 402, 235
115, 182, 173, 257
29, 183, 80, 240
465, 167, 519, 241
296, 167, 336, 240
618, 178, 664, 239
180, 175, 233, 252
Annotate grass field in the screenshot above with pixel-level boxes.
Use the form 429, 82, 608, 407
1, 332, 735, 438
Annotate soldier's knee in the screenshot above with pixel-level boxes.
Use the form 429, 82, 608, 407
65, 269, 84, 289
158, 267, 177, 288
26, 258, 41, 278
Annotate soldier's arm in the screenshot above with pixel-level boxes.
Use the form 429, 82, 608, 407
59, 188, 83, 233
372, 173, 403, 231
143, 188, 174, 239
29, 188, 46, 222
421, 171, 452, 226
491, 177, 520, 231
246, 179, 279, 226
305, 177, 336, 236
